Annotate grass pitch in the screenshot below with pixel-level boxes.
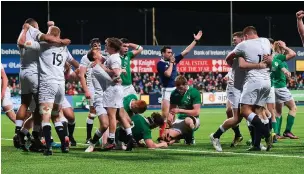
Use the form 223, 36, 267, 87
2, 106, 304, 174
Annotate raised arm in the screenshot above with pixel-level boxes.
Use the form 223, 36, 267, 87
128, 43, 143, 59
181, 31, 203, 57
296, 10, 304, 46
17, 24, 30, 47
277, 41, 296, 60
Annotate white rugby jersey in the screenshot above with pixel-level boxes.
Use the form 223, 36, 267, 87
233, 37, 271, 81
80, 55, 93, 88
25, 41, 74, 84
92, 64, 112, 99
18, 26, 43, 70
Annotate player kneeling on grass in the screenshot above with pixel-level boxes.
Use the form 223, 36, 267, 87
168, 75, 201, 145
116, 112, 168, 149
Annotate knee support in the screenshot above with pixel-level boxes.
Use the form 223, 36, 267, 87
39, 105, 52, 115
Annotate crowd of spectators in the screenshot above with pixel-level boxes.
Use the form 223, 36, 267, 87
6, 71, 304, 96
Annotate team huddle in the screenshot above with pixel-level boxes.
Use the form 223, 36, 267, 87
1, 10, 304, 156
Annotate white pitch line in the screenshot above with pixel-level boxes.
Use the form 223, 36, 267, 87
2, 138, 304, 159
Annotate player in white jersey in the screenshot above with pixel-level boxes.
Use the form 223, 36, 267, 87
78, 38, 101, 143
84, 48, 113, 152
95, 38, 135, 151
210, 32, 246, 151
23, 26, 79, 155
15, 20, 71, 151
296, 10, 304, 46
1, 64, 16, 124
226, 26, 273, 151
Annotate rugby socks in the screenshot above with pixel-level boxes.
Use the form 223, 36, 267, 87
42, 123, 52, 149
272, 122, 277, 134
32, 125, 41, 140
108, 133, 115, 144
68, 121, 76, 138
284, 114, 295, 133
91, 129, 103, 144
86, 117, 94, 140
213, 125, 225, 139
276, 116, 282, 135
247, 124, 255, 146
125, 127, 132, 136
21, 128, 31, 140
15, 120, 24, 134
249, 113, 270, 140
232, 125, 242, 138
54, 122, 66, 146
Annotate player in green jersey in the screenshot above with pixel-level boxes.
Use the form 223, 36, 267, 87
119, 38, 143, 97
123, 94, 147, 117
296, 10, 304, 46
168, 75, 201, 145
116, 112, 168, 149
272, 41, 297, 139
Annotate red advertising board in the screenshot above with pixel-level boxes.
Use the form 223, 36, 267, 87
130, 58, 231, 73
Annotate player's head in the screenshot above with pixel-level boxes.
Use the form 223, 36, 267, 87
147, 112, 164, 129
105, 37, 122, 54
268, 38, 275, 52
175, 75, 188, 94
161, 46, 173, 60
273, 41, 285, 54
47, 26, 61, 38
131, 100, 147, 114
120, 38, 129, 55
90, 38, 101, 50
242, 26, 258, 40
87, 48, 102, 62
232, 31, 243, 46
25, 18, 39, 29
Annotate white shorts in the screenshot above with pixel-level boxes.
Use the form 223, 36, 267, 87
1, 87, 12, 107
275, 87, 293, 103
62, 97, 72, 109
161, 87, 176, 101
123, 85, 136, 97
103, 85, 124, 108
93, 98, 107, 116
89, 86, 95, 107
172, 117, 200, 135
226, 85, 241, 108
240, 79, 271, 107
39, 82, 65, 105
20, 69, 39, 94
266, 87, 275, 104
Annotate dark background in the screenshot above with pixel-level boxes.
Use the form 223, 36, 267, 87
2, 1, 304, 46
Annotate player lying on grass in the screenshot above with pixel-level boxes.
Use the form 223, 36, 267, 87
116, 112, 168, 149
167, 75, 201, 145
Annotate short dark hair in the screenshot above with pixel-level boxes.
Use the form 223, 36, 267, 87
150, 112, 164, 126
89, 38, 100, 48
106, 37, 122, 52
161, 46, 171, 54
24, 18, 36, 26
233, 31, 243, 38
268, 38, 275, 44
87, 50, 94, 62
243, 26, 257, 35
120, 38, 129, 43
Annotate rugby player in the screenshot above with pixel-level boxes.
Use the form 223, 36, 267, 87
210, 32, 244, 149
157, 30, 203, 138
296, 10, 304, 46
271, 41, 297, 139
116, 112, 168, 149
224, 26, 272, 151
84, 48, 112, 152
22, 26, 79, 155
168, 75, 201, 145
78, 38, 101, 143
89, 39, 135, 151
1, 63, 16, 124
16, 20, 70, 150
119, 38, 143, 97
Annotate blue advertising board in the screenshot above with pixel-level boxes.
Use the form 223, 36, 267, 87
2, 44, 304, 73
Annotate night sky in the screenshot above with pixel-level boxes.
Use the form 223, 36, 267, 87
2, 1, 304, 46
